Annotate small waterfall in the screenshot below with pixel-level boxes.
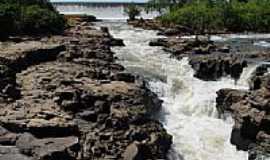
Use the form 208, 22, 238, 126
98, 21, 255, 160
237, 64, 258, 87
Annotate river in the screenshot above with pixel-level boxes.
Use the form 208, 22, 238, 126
94, 20, 257, 160
52, 3, 270, 159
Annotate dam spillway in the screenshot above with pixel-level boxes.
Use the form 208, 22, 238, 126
51, 1, 158, 19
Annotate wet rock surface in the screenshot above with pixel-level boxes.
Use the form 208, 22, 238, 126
189, 54, 248, 81
149, 37, 250, 81
149, 38, 219, 56
149, 35, 270, 81
216, 70, 270, 159
0, 41, 65, 72
0, 21, 172, 159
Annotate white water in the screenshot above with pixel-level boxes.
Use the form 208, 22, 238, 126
98, 21, 256, 160
53, 4, 159, 19
254, 41, 270, 48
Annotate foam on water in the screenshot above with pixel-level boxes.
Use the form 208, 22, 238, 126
96, 21, 254, 160
254, 41, 270, 48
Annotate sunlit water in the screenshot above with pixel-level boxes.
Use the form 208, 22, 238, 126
92, 21, 257, 160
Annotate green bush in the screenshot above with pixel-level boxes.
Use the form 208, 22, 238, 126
159, 0, 270, 33
124, 4, 142, 21
0, 0, 66, 39
22, 5, 66, 34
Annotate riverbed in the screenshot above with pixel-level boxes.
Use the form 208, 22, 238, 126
95, 20, 261, 160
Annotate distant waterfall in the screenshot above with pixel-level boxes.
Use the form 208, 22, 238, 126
53, 3, 159, 19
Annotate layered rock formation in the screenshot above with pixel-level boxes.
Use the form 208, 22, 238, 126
0, 21, 172, 160
216, 67, 270, 159
149, 37, 249, 81
189, 55, 247, 81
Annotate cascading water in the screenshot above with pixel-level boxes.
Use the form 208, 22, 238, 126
96, 21, 257, 160
53, 3, 159, 19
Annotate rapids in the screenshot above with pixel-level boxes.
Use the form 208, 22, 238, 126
96, 21, 255, 160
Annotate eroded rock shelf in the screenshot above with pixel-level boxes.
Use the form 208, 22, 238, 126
0, 21, 172, 160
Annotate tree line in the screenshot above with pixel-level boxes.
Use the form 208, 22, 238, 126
125, 0, 270, 34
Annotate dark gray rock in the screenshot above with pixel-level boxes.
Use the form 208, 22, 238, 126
216, 74, 270, 159
109, 38, 125, 46
190, 55, 248, 81
0, 21, 172, 160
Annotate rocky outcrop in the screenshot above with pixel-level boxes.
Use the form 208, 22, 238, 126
0, 41, 65, 72
128, 19, 192, 36
64, 14, 99, 23
248, 65, 270, 90
189, 55, 248, 81
216, 71, 270, 159
149, 38, 220, 56
0, 21, 172, 159
149, 37, 245, 81
128, 19, 165, 31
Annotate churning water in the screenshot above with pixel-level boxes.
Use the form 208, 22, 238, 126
95, 21, 255, 160
52, 3, 270, 158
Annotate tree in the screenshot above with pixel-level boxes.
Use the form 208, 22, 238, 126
124, 4, 141, 21
22, 5, 65, 34
0, 0, 66, 39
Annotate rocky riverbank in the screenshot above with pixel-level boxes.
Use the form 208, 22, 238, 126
0, 20, 172, 160
130, 18, 270, 159
128, 19, 192, 36
130, 19, 270, 81
216, 65, 270, 159
149, 36, 251, 81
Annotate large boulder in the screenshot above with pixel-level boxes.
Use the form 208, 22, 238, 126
216, 74, 270, 159
190, 55, 247, 81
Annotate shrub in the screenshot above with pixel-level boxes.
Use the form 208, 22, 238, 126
159, 1, 223, 34
124, 4, 142, 21
22, 5, 66, 34
0, 0, 66, 39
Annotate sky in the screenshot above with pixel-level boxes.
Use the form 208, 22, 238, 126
50, 0, 148, 3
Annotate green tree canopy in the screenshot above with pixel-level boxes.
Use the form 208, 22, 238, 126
158, 0, 270, 34
0, 0, 66, 39
124, 4, 142, 21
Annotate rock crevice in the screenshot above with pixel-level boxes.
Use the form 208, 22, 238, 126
0, 21, 172, 160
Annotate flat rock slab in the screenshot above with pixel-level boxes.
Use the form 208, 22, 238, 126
0, 21, 172, 160
0, 41, 65, 71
